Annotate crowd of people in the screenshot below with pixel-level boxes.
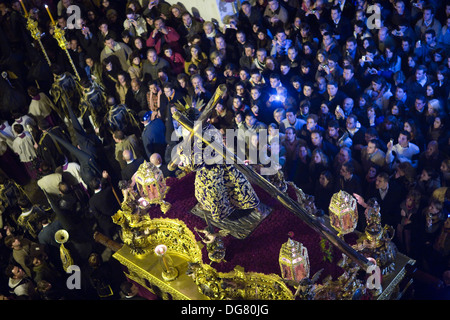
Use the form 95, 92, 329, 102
0, 0, 449, 300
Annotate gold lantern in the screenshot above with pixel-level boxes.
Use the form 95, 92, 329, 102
279, 236, 310, 283
133, 161, 171, 213
329, 190, 358, 237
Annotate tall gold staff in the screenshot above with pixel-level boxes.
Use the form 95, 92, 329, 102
45, 4, 80, 81
20, 1, 52, 67
26, 17, 52, 67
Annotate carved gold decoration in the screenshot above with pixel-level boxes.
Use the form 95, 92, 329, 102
112, 212, 294, 299
26, 17, 52, 67
187, 263, 294, 300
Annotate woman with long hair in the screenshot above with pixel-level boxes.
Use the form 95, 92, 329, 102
132, 36, 148, 60
308, 148, 330, 189
397, 189, 423, 257
184, 44, 208, 75
127, 51, 143, 81
101, 56, 121, 97
314, 170, 335, 213
403, 119, 426, 152
115, 72, 131, 105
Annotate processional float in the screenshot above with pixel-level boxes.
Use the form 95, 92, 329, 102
171, 84, 373, 272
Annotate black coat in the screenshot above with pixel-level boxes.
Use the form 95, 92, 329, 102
365, 180, 407, 228
121, 157, 145, 182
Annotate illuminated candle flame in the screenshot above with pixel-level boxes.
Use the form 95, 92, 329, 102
45, 4, 55, 25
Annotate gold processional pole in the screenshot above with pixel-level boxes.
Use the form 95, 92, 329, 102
45, 4, 81, 81
20, 0, 52, 67
171, 85, 372, 271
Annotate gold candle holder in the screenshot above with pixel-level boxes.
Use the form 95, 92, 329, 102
155, 244, 178, 281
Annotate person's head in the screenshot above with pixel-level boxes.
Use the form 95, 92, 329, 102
163, 82, 175, 98
398, 130, 411, 147
306, 114, 318, 131
427, 99, 441, 116
150, 153, 162, 166
340, 161, 354, 179
299, 100, 310, 115
312, 148, 328, 165
214, 34, 226, 50
422, 5, 434, 23
327, 81, 338, 97
346, 114, 358, 130
298, 144, 309, 159
415, 65, 427, 82
319, 170, 333, 187
269, 73, 281, 88
268, 0, 279, 11
405, 189, 421, 209
428, 136, 442, 154
287, 46, 298, 61
322, 32, 333, 47
275, 29, 287, 44
286, 108, 297, 125
280, 61, 290, 75
343, 97, 354, 113
250, 86, 261, 101
395, 84, 407, 100
375, 171, 389, 190
182, 12, 193, 26
320, 102, 330, 115
104, 35, 116, 50
4, 235, 22, 250
327, 120, 340, 138
191, 74, 204, 90
366, 139, 379, 155
338, 147, 351, 164
316, 76, 327, 92
241, 1, 252, 15
330, 5, 341, 21
4, 264, 26, 280
378, 27, 389, 41
342, 65, 354, 82
245, 111, 257, 128
414, 95, 426, 112
273, 108, 285, 123
441, 158, 450, 173
346, 37, 357, 53
147, 48, 158, 63
285, 127, 296, 142
367, 165, 379, 179
403, 120, 415, 134
131, 78, 141, 92
420, 167, 438, 182
310, 130, 323, 147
